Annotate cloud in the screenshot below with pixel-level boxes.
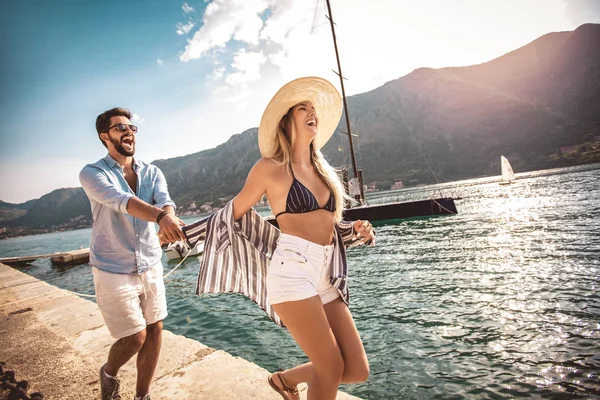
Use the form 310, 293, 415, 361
182, 2, 194, 13
179, 0, 269, 62
211, 65, 226, 80
176, 21, 195, 35
171, 0, 590, 159
131, 113, 146, 124
259, 0, 314, 44
224, 49, 266, 86
156, 58, 163, 66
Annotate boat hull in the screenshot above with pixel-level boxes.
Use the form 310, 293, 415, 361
164, 242, 205, 260
267, 197, 457, 227
343, 197, 457, 222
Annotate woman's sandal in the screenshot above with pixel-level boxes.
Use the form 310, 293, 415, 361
267, 371, 299, 400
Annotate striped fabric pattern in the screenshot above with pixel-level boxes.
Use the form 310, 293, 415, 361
182, 201, 364, 327
275, 166, 336, 218
286, 178, 336, 214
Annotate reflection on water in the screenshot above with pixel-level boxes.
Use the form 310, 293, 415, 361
1, 164, 599, 399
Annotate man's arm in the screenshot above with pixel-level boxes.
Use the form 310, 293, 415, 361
79, 165, 133, 213
125, 197, 185, 243
79, 165, 185, 243
152, 169, 176, 210
150, 168, 185, 243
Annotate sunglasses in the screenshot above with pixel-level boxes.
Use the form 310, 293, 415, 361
108, 123, 138, 133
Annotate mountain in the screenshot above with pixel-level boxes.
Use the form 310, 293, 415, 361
2, 24, 599, 238
0, 188, 92, 238
327, 23, 600, 186
159, 23, 600, 202
0, 199, 36, 212
153, 129, 261, 206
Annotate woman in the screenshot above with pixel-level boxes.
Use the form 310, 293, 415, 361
231, 77, 375, 399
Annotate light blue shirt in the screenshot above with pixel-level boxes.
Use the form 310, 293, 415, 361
79, 154, 176, 274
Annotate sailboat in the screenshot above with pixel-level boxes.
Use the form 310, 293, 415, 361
323, 0, 457, 222
500, 155, 516, 185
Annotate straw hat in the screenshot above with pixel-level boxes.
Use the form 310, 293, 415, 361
258, 76, 343, 158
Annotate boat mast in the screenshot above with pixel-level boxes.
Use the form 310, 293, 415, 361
325, 0, 365, 204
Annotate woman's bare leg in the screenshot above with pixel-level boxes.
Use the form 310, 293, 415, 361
323, 298, 369, 382
276, 298, 369, 386
272, 296, 344, 400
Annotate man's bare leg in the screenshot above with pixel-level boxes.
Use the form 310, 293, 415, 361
104, 329, 147, 377
135, 321, 163, 398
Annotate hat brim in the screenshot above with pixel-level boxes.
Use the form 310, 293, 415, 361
258, 77, 342, 158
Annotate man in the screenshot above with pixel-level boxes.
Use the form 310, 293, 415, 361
80, 107, 185, 400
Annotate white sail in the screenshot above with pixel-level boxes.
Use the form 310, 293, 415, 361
501, 156, 516, 182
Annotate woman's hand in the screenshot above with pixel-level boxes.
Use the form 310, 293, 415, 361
353, 219, 376, 246
157, 214, 186, 244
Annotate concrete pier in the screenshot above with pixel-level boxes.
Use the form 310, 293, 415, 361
0, 263, 361, 399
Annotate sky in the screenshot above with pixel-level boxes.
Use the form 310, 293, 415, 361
0, 0, 599, 204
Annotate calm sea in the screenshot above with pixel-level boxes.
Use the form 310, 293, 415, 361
1, 165, 599, 399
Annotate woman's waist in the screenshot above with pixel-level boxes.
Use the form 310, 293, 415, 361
277, 232, 335, 257
277, 224, 334, 244
277, 213, 335, 244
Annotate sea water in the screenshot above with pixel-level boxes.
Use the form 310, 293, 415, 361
1, 164, 599, 399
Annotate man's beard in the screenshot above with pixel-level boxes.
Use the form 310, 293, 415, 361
110, 135, 135, 156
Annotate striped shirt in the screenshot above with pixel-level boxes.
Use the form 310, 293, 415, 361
182, 200, 366, 327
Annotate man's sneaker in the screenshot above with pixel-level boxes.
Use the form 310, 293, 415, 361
134, 396, 151, 400
100, 364, 122, 400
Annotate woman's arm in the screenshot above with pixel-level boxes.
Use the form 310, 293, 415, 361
232, 159, 272, 221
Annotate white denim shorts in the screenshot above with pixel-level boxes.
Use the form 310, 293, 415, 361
267, 233, 340, 305
92, 263, 168, 339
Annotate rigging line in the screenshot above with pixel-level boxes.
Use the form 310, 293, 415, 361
2, 246, 196, 306
394, 100, 445, 198
310, 0, 331, 34
337, 132, 362, 208
163, 245, 195, 279
432, 198, 457, 215
337, 130, 347, 174
310, 0, 320, 34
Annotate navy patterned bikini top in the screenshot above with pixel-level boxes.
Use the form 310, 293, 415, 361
275, 166, 336, 218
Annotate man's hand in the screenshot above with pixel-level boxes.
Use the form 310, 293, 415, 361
157, 213, 186, 244
353, 219, 376, 246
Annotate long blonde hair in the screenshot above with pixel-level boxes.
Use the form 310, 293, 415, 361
269, 107, 348, 222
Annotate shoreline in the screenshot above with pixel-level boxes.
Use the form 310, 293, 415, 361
0, 263, 360, 399
2, 162, 600, 242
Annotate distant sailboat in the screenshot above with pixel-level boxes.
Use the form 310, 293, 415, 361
500, 155, 516, 185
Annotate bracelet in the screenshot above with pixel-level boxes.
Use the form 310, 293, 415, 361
156, 210, 168, 224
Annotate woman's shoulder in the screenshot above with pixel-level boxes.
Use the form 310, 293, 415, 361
253, 158, 288, 175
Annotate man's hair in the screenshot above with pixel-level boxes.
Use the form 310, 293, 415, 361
95, 107, 132, 148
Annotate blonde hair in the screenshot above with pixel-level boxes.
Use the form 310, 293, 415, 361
270, 107, 348, 222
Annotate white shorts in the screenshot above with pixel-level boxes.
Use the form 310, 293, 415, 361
92, 264, 168, 339
267, 233, 340, 305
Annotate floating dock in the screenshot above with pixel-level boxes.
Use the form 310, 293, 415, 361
0, 248, 90, 266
